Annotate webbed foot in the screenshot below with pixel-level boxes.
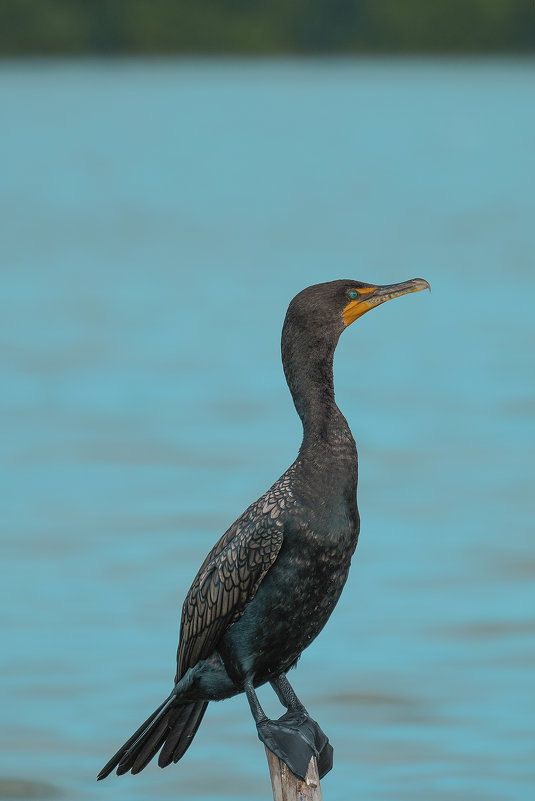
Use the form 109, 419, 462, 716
256, 711, 333, 780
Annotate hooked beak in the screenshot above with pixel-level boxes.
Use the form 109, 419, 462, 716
343, 278, 431, 327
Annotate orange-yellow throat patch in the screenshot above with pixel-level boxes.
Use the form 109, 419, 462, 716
343, 287, 377, 326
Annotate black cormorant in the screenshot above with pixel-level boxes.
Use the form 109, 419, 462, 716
98, 278, 430, 781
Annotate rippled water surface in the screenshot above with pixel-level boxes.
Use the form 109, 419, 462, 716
1, 59, 534, 801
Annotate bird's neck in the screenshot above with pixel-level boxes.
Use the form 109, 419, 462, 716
282, 323, 349, 447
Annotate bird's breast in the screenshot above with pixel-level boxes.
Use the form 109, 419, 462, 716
220, 511, 358, 686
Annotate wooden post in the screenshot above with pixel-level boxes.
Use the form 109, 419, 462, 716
265, 748, 322, 801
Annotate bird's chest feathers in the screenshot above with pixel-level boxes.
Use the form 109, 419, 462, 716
292, 508, 358, 565
289, 451, 359, 555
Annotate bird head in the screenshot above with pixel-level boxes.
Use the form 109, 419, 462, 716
285, 278, 430, 341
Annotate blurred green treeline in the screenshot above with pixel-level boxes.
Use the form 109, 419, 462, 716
1, 0, 534, 56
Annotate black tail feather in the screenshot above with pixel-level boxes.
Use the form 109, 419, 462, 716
97, 695, 209, 780
157, 701, 208, 767
157, 704, 195, 768
129, 717, 171, 775
97, 697, 170, 780
117, 710, 173, 775
173, 701, 208, 762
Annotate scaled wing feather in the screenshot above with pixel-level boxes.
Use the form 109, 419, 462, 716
176, 523, 283, 678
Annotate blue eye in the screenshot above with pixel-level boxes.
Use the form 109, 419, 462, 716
349, 290, 359, 300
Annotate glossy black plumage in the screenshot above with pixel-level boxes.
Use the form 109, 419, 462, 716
98, 277, 429, 781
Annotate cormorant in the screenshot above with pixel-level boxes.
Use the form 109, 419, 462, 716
98, 278, 430, 782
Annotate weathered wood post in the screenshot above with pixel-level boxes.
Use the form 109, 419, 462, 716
265, 748, 322, 801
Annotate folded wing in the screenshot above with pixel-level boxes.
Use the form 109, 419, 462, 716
177, 522, 283, 678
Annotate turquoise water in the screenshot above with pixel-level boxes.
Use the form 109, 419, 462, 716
1, 59, 534, 801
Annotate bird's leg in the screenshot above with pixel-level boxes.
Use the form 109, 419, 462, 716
245, 679, 326, 781
270, 674, 307, 713
270, 674, 333, 778
244, 680, 269, 725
